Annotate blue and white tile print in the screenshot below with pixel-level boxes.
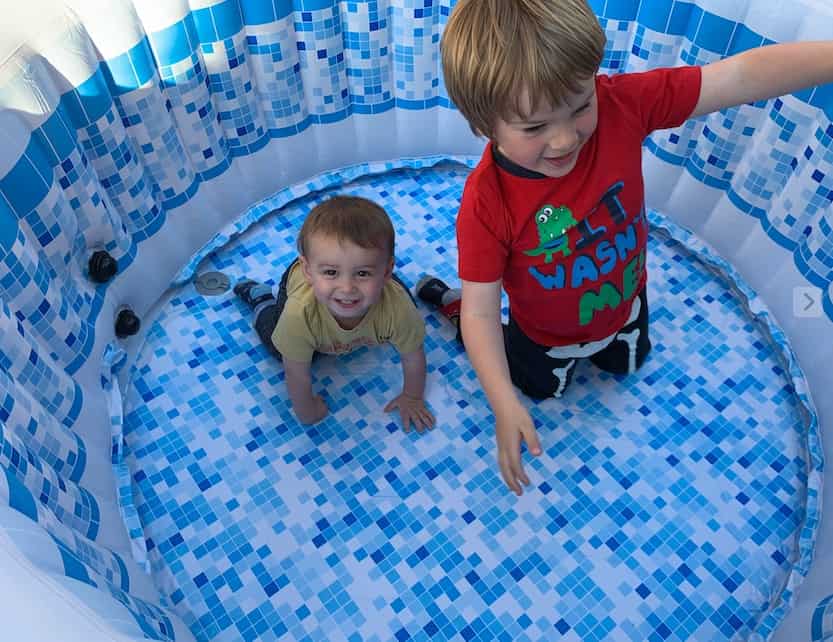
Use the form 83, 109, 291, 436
812, 593, 833, 642
122, 165, 818, 641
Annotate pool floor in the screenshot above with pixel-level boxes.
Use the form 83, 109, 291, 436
123, 163, 813, 642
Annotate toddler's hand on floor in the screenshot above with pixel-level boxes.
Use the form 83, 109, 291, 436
385, 393, 435, 433
495, 405, 542, 496
297, 394, 329, 425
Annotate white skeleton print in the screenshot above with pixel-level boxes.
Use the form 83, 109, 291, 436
544, 295, 642, 396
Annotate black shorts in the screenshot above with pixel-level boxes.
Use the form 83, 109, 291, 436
460, 287, 651, 399
507, 287, 651, 398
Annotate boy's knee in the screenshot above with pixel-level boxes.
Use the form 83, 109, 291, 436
513, 376, 565, 400
590, 336, 651, 374
508, 354, 576, 400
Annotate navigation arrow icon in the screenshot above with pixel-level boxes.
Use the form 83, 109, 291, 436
794, 286, 822, 318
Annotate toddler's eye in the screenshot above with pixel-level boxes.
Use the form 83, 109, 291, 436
323, 269, 337, 277
524, 124, 545, 133
357, 270, 372, 278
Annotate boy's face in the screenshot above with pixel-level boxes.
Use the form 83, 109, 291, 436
493, 77, 598, 178
300, 233, 393, 330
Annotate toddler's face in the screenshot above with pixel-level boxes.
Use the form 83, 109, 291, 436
300, 233, 393, 330
492, 77, 598, 178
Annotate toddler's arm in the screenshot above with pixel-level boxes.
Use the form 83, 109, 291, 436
460, 279, 541, 495
384, 346, 435, 432
283, 357, 328, 425
693, 41, 833, 118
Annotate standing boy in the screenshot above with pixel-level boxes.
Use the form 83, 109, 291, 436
420, 0, 833, 494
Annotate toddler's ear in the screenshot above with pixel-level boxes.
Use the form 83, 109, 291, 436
385, 256, 394, 279
299, 256, 313, 283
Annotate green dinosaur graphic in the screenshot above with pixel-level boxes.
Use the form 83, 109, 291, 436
524, 204, 577, 263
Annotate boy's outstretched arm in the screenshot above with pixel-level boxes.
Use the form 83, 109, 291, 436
460, 279, 542, 496
283, 357, 328, 425
693, 40, 833, 118
385, 346, 435, 433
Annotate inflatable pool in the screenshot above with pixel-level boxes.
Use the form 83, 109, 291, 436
0, 1, 831, 640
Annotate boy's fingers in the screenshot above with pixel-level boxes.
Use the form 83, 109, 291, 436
405, 410, 426, 434
522, 425, 542, 456
500, 467, 520, 495
511, 447, 530, 487
403, 405, 434, 434
499, 452, 523, 495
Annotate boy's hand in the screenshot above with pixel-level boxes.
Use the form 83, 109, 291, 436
296, 394, 329, 425
495, 404, 542, 495
384, 393, 435, 433
283, 358, 328, 425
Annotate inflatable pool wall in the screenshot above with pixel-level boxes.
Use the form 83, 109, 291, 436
0, 0, 831, 640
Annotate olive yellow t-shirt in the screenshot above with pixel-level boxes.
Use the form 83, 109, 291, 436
271, 262, 425, 362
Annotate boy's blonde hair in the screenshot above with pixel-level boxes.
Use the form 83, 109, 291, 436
297, 195, 395, 259
441, 0, 606, 138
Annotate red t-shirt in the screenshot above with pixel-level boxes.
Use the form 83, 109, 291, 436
457, 66, 702, 346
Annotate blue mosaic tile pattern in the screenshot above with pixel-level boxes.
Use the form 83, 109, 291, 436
0, 386, 97, 540
599, 17, 635, 73
52, 136, 134, 270
295, 4, 351, 118
0, 219, 95, 375
727, 99, 818, 234
122, 164, 820, 642
202, 34, 267, 152
1, 0, 831, 388
389, 0, 443, 106
111, 83, 198, 214
628, 25, 683, 68
173, 155, 476, 286
677, 30, 765, 194
17, 178, 92, 321
341, 2, 393, 110
0, 505, 178, 641
0, 2, 831, 638
0, 346, 183, 638
813, 593, 833, 641
158, 51, 231, 180
0, 356, 96, 546
244, 21, 309, 136
0, 298, 83, 427
105, 343, 152, 572
77, 97, 166, 241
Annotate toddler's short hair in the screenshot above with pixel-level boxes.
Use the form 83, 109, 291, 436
441, 0, 606, 139
297, 195, 395, 259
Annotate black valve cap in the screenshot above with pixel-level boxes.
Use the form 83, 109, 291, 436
88, 250, 118, 283
115, 308, 141, 338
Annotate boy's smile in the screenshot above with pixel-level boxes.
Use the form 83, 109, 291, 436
493, 77, 598, 178
300, 234, 393, 329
